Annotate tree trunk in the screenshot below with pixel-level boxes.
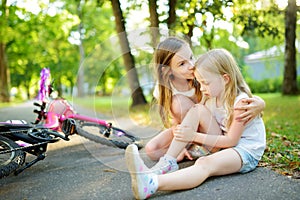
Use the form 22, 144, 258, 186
110, 0, 147, 106
283, 0, 298, 95
0, 0, 10, 102
76, 0, 85, 97
167, 0, 177, 30
149, 0, 160, 47
0, 43, 10, 102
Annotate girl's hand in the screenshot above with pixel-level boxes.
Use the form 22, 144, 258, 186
174, 125, 196, 142
176, 148, 193, 162
234, 96, 265, 125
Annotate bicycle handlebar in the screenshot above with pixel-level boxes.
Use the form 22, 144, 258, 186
32, 102, 47, 125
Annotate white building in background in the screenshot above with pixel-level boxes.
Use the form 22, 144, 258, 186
244, 45, 300, 80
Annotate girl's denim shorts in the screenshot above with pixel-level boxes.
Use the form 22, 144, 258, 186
233, 146, 259, 174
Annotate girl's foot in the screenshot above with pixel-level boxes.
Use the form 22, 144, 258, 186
125, 144, 158, 199
150, 154, 178, 174
187, 144, 210, 159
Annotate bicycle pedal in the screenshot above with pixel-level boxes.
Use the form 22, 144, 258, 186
62, 119, 77, 135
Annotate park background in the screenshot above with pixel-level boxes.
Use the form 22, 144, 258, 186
0, 0, 299, 178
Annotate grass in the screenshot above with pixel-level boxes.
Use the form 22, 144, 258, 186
0, 99, 24, 108
257, 93, 300, 178
69, 95, 164, 128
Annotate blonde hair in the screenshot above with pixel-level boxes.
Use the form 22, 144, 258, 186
153, 37, 201, 127
195, 48, 252, 129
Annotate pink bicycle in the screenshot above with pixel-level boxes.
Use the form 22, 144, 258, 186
33, 68, 143, 150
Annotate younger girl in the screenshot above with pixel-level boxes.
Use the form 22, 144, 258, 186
126, 48, 266, 199
146, 37, 265, 161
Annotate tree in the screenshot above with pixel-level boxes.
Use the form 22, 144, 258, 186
0, 0, 10, 102
110, 0, 147, 106
148, 0, 159, 47
283, 0, 298, 95
76, 0, 85, 97
231, 0, 299, 94
167, 0, 176, 30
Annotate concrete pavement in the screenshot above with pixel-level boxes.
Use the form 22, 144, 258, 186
0, 101, 299, 200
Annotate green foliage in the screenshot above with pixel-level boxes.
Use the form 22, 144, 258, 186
1, 0, 299, 102
246, 78, 283, 93
246, 76, 300, 94
232, 0, 284, 38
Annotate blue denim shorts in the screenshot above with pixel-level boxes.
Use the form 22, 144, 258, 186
233, 146, 259, 174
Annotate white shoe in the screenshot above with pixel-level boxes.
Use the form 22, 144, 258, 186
125, 144, 157, 199
150, 154, 178, 175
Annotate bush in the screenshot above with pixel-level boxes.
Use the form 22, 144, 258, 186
247, 78, 281, 93
246, 76, 300, 94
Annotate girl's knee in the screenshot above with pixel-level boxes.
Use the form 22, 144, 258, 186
192, 156, 212, 173
195, 156, 206, 165
195, 156, 213, 167
145, 142, 160, 160
145, 142, 154, 155
193, 104, 209, 114
171, 95, 195, 121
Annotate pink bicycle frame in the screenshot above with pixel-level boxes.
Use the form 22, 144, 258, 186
43, 99, 108, 132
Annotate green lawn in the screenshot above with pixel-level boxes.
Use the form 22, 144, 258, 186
257, 93, 300, 178
0, 100, 24, 108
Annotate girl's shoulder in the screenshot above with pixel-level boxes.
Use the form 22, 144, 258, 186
170, 82, 195, 97
234, 92, 249, 106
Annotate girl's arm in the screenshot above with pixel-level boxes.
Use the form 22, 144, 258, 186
174, 100, 246, 148
235, 95, 265, 124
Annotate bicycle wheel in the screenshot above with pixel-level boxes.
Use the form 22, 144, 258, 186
76, 122, 143, 149
0, 136, 25, 178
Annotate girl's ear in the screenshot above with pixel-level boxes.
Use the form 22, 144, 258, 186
223, 74, 230, 84
162, 66, 172, 75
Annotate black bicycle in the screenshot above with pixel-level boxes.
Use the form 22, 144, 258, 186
0, 120, 72, 178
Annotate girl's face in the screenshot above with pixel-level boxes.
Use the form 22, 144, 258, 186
169, 44, 195, 80
195, 68, 226, 99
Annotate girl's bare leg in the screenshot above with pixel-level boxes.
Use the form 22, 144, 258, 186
171, 94, 196, 124
145, 128, 173, 160
158, 148, 242, 191
166, 104, 222, 158
145, 95, 195, 161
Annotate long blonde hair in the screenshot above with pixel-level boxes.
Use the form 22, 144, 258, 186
195, 48, 252, 129
153, 37, 201, 127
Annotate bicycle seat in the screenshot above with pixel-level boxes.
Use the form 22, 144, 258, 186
5, 120, 28, 124
0, 120, 33, 129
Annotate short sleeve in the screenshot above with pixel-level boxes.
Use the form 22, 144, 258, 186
153, 82, 159, 99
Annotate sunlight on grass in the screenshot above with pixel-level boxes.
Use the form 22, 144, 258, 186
71, 95, 164, 128
0, 100, 24, 108
256, 93, 300, 178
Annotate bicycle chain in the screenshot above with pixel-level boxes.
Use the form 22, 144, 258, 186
0, 129, 50, 154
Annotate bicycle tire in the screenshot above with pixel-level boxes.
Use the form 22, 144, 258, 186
76, 122, 143, 149
0, 136, 25, 178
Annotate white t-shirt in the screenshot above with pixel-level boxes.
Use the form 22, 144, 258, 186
205, 92, 266, 160
153, 82, 196, 99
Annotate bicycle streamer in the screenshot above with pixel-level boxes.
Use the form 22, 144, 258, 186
0, 129, 49, 154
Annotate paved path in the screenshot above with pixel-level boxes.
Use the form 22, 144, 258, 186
0, 101, 299, 200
